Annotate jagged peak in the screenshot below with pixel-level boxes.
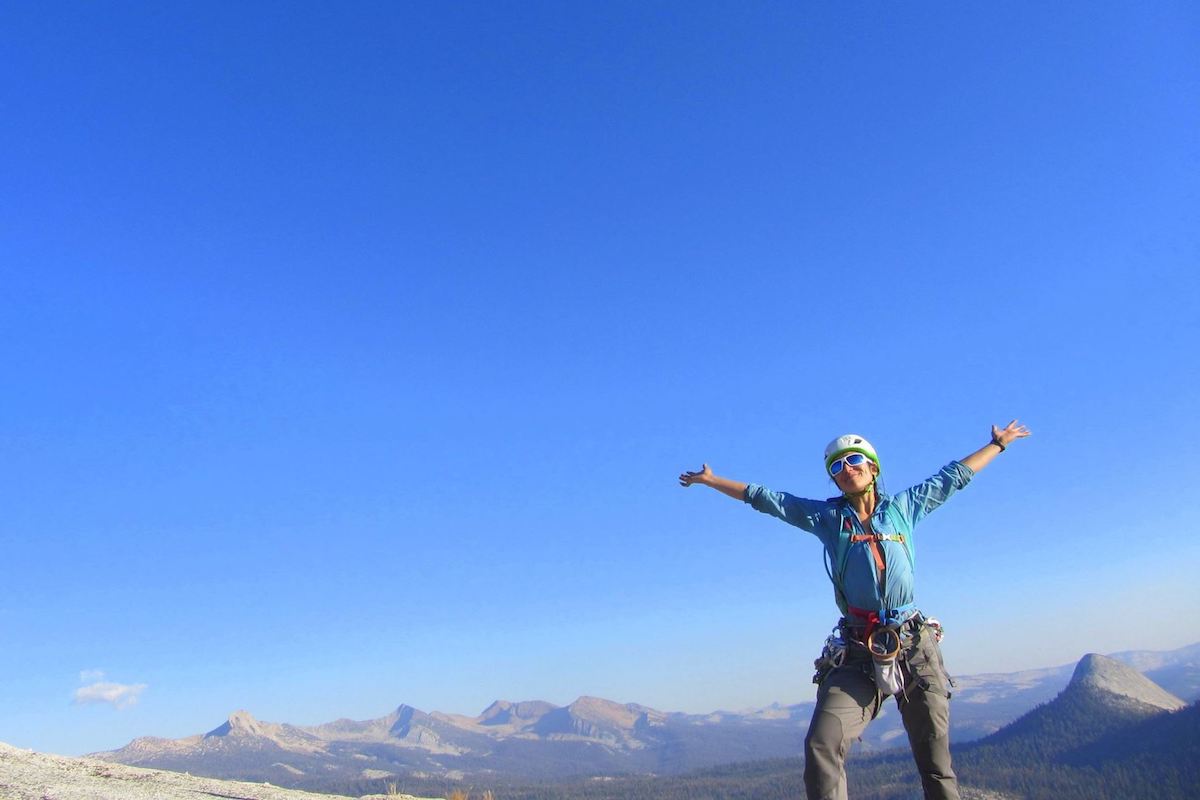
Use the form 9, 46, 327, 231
228, 709, 259, 726
384, 704, 427, 725
388, 704, 435, 737
1069, 653, 1186, 712
390, 703, 424, 717
205, 709, 267, 738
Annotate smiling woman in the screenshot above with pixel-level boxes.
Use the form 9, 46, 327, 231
678, 421, 1030, 800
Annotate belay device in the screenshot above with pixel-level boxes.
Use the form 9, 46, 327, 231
867, 625, 905, 695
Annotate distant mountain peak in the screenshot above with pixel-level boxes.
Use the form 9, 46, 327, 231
567, 696, 644, 726
477, 699, 556, 726
206, 709, 265, 738
228, 709, 259, 727
1069, 653, 1186, 712
387, 704, 428, 737
479, 699, 512, 716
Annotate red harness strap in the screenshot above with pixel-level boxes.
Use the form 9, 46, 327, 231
847, 606, 884, 642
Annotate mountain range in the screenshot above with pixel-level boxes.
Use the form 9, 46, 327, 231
90, 642, 1200, 794
6, 646, 1196, 800
93, 695, 805, 788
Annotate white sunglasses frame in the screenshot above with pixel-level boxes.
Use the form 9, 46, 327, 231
828, 452, 872, 476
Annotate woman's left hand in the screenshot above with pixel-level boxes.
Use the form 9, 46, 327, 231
992, 419, 1031, 448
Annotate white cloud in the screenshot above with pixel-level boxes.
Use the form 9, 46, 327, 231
73, 681, 148, 710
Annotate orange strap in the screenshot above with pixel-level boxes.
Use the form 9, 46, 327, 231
841, 517, 907, 595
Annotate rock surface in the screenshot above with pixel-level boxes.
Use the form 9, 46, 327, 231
0, 741, 437, 800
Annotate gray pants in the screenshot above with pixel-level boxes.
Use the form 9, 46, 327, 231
804, 622, 958, 800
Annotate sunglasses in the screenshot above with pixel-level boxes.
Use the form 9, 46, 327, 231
829, 452, 870, 476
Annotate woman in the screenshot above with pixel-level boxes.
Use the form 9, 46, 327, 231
678, 421, 1030, 800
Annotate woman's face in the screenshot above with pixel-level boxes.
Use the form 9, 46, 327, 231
832, 457, 877, 495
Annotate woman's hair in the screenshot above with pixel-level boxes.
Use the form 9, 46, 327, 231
869, 462, 890, 497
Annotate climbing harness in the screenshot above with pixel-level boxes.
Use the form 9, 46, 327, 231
847, 604, 918, 643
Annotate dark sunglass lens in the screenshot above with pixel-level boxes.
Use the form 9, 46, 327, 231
830, 460, 844, 475
846, 454, 866, 466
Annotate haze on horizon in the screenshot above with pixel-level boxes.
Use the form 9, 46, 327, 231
2, 1, 1197, 756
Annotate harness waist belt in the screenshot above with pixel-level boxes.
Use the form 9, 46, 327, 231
844, 604, 920, 642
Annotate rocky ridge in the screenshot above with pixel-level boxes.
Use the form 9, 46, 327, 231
0, 740, 436, 800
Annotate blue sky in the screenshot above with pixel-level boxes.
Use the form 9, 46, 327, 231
2, 1, 1198, 756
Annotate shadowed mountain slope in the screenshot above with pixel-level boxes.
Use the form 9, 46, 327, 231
962, 652, 1185, 760
943, 654, 1196, 800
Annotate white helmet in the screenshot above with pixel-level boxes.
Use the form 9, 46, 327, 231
824, 434, 881, 473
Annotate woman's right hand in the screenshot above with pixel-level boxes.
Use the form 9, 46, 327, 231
678, 463, 712, 487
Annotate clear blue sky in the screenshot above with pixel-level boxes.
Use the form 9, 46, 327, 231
2, 1, 1197, 757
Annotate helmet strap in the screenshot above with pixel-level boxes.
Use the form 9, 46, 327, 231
844, 475, 877, 500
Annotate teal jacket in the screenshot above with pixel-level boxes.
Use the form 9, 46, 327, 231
743, 461, 974, 622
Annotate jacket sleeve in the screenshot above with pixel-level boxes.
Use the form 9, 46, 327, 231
743, 484, 826, 532
893, 461, 975, 527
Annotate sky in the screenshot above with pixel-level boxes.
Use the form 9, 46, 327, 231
1, 1, 1198, 757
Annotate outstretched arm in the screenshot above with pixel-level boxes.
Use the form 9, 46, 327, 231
682, 463, 827, 531
678, 463, 748, 501
894, 420, 1032, 525
960, 420, 1032, 473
